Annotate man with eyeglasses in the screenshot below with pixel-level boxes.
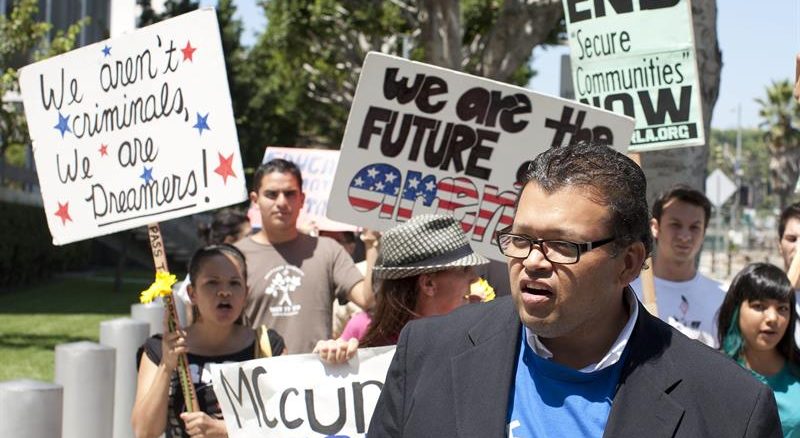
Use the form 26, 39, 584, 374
369, 142, 780, 437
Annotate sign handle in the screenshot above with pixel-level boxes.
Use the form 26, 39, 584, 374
788, 247, 800, 289
147, 223, 200, 413
627, 153, 658, 317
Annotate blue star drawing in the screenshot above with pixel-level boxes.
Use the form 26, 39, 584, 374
53, 112, 71, 138
348, 164, 401, 211
402, 170, 438, 205
101, 45, 111, 57
140, 166, 154, 184
193, 112, 210, 135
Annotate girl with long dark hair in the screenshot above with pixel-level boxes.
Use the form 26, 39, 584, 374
717, 263, 800, 437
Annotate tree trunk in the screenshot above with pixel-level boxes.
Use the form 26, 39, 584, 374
417, 0, 462, 70
417, 0, 563, 82
477, 0, 563, 81
640, 0, 721, 204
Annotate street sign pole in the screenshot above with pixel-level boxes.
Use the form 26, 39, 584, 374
706, 169, 737, 277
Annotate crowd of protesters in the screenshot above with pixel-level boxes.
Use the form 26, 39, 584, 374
132, 145, 800, 437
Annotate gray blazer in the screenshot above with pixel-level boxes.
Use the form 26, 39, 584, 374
368, 295, 781, 437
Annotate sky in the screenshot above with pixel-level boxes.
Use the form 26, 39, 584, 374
203, 0, 799, 130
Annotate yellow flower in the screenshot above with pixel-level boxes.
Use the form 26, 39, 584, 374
469, 278, 495, 302
139, 271, 178, 304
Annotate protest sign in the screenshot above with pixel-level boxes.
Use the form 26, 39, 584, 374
211, 346, 395, 438
562, 0, 705, 151
248, 147, 356, 232
19, 8, 246, 245
327, 52, 635, 261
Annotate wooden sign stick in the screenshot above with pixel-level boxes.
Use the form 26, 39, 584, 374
787, 246, 800, 289
147, 223, 200, 413
628, 153, 659, 317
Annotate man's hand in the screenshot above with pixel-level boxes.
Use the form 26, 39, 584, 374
360, 229, 381, 250
314, 338, 359, 364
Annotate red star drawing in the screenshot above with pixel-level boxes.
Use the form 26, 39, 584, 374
54, 202, 72, 225
99, 144, 108, 157
214, 152, 236, 184
182, 41, 197, 62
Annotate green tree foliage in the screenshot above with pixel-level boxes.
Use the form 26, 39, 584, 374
756, 79, 800, 210
212, 0, 288, 168
134, 0, 265, 173
241, 0, 411, 159
0, 0, 87, 166
136, 0, 199, 27
709, 129, 768, 180
242, 0, 564, 158
708, 128, 771, 210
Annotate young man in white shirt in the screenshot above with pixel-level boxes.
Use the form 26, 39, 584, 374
631, 185, 726, 347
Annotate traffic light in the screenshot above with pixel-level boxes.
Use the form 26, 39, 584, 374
739, 185, 751, 207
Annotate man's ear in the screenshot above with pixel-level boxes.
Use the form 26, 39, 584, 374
249, 191, 258, 204
649, 218, 660, 240
416, 273, 436, 297
619, 242, 647, 285
187, 284, 197, 304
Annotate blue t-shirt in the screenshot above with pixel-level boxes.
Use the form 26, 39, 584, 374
506, 332, 627, 438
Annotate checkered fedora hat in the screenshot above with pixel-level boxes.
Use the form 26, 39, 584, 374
372, 214, 489, 280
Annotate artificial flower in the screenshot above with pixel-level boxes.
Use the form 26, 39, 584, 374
469, 278, 495, 302
139, 271, 177, 303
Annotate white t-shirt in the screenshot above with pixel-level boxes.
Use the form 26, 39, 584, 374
794, 298, 800, 349
631, 272, 726, 348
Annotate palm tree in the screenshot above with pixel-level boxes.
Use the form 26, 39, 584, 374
757, 79, 800, 210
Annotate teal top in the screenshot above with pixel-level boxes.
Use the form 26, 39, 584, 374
751, 364, 800, 438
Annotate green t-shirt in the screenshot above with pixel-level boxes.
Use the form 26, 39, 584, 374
752, 364, 800, 438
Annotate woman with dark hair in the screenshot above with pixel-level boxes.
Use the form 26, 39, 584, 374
197, 208, 252, 245
717, 263, 800, 437
315, 214, 491, 361
132, 244, 284, 438
176, 208, 252, 325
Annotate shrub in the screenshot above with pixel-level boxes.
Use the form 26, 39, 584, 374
0, 201, 91, 288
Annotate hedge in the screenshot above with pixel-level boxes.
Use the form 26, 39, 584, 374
0, 201, 91, 288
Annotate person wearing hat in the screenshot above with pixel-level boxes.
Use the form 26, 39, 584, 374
314, 214, 490, 362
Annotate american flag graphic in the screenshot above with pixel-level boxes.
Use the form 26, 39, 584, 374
397, 170, 438, 220
472, 184, 515, 241
436, 177, 479, 232
348, 164, 402, 218
679, 295, 689, 316
347, 163, 517, 243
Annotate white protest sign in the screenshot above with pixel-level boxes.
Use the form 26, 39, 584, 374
248, 147, 357, 232
211, 346, 395, 438
327, 52, 635, 261
19, 8, 246, 245
563, 0, 705, 151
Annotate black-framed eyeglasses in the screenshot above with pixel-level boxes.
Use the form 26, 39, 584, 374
496, 232, 615, 265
